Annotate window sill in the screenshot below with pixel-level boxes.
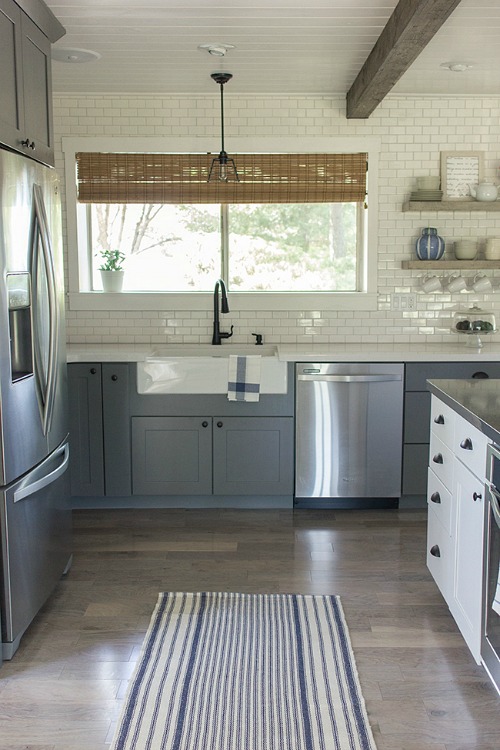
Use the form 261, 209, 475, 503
67, 291, 379, 312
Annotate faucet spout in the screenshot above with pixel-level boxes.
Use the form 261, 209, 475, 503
212, 278, 234, 345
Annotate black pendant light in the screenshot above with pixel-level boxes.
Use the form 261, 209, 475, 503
208, 72, 239, 183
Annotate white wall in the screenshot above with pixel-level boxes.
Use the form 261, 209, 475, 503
53, 92, 500, 345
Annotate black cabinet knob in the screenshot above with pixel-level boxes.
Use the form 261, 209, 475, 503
434, 414, 445, 424
473, 492, 482, 502
217, 421, 223, 428
460, 438, 473, 450
432, 454, 444, 464
202, 421, 208, 428
430, 545, 441, 558
90, 367, 97, 374
430, 491, 441, 504
111, 374, 118, 381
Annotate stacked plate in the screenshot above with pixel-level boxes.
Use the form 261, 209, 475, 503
409, 190, 443, 201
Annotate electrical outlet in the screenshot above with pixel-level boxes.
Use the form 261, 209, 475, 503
392, 294, 416, 311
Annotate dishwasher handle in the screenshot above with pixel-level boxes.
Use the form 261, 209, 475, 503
297, 373, 403, 383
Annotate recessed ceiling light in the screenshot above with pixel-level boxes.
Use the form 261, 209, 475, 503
198, 43, 235, 57
440, 62, 473, 72
52, 48, 101, 64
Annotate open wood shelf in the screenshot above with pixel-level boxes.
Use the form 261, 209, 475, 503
402, 260, 500, 269
403, 200, 500, 212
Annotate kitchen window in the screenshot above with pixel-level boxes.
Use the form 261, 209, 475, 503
63, 137, 379, 311
85, 201, 362, 293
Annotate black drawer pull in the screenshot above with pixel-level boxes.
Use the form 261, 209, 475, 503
202, 421, 208, 428
430, 545, 441, 558
90, 367, 97, 374
432, 454, 444, 464
217, 421, 223, 428
434, 414, 445, 425
430, 491, 441, 504
473, 492, 482, 502
472, 371, 489, 379
460, 438, 473, 451
111, 374, 118, 381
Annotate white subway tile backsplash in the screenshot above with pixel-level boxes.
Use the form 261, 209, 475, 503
54, 92, 500, 345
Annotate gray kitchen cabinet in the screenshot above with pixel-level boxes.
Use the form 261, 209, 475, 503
131, 416, 212, 495
402, 361, 500, 505
68, 363, 131, 498
213, 417, 293, 496
131, 415, 293, 497
69, 362, 294, 504
0, 0, 64, 166
68, 363, 104, 496
102, 363, 131, 496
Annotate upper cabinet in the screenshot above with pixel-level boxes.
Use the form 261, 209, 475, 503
0, 0, 65, 166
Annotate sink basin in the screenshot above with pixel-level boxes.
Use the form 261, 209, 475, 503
137, 344, 287, 394
150, 344, 278, 358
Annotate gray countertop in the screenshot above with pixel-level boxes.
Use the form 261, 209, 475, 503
428, 378, 500, 444
66, 341, 500, 363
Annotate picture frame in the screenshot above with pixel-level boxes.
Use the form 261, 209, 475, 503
440, 151, 484, 200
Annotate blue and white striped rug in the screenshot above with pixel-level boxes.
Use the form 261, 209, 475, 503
111, 592, 377, 750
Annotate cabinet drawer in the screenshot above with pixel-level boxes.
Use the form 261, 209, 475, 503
429, 432, 454, 490
430, 397, 455, 448
406, 362, 500, 391
427, 467, 452, 534
453, 416, 490, 480
426, 509, 453, 603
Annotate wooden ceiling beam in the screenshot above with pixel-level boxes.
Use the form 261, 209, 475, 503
346, 0, 463, 119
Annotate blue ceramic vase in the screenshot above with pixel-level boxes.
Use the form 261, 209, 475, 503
415, 227, 445, 260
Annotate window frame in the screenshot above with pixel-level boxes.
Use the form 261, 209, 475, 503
63, 136, 381, 312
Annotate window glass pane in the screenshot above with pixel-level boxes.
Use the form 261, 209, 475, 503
90, 204, 221, 291
227, 204, 358, 292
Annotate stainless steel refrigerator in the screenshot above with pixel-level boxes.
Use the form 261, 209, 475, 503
0, 147, 71, 661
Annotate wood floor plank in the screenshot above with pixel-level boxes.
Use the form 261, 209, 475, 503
0, 507, 498, 750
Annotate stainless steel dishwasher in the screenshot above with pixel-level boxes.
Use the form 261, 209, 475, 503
295, 362, 404, 506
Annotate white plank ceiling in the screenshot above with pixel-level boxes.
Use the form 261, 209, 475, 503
46, 0, 500, 100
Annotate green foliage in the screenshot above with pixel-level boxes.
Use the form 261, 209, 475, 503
98, 248, 125, 271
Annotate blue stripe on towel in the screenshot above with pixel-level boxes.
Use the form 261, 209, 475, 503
227, 355, 261, 401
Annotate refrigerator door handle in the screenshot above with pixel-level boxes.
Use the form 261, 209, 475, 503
31, 184, 59, 436
13, 443, 69, 504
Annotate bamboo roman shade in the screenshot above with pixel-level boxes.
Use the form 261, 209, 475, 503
76, 152, 367, 204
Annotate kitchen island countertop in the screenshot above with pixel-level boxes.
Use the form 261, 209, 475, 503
66, 341, 500, 364
428, 378, 500, 444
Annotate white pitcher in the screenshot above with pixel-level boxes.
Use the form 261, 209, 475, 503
469, 182, 498, 201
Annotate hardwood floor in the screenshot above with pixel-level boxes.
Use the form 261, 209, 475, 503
0, 507, 498, 749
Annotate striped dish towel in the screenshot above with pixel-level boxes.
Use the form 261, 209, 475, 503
227, 355, 261, 401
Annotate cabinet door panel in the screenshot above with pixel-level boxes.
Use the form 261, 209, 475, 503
102, 364, 131, 496
68, 364, 104, 497
213, 417, 293, 496
132, 417, 212, 495
451, 461, 485, 663
21, 15, 52, 163
0, 0, 23, 146
402, 443, 429, 495
427, 507, 453, 603
404, 392, 431, 443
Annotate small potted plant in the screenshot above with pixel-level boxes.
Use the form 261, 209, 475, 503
98, 249, 125, 292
